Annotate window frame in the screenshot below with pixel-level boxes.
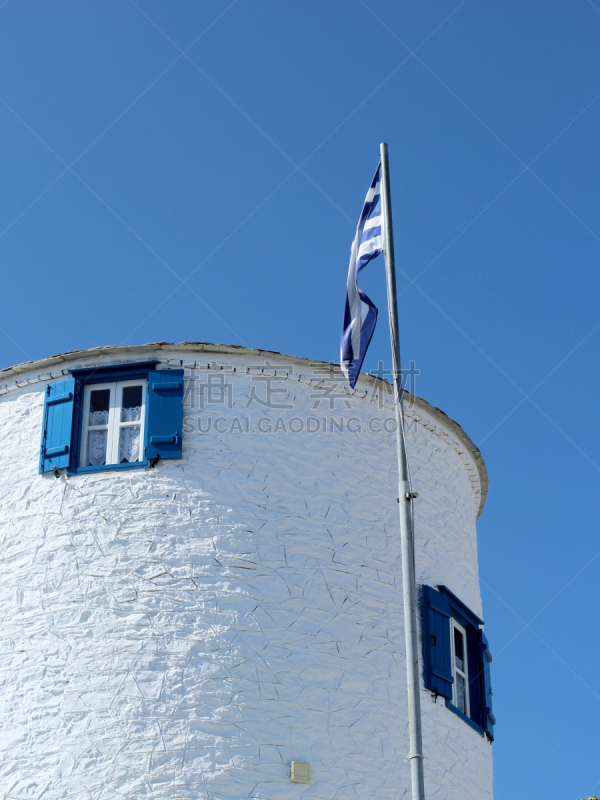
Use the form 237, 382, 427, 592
79, 379, 147, 469
450, 618, 470, 717
68, 361, 158, 475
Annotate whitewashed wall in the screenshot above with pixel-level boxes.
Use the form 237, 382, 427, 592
0, 345, 492, 800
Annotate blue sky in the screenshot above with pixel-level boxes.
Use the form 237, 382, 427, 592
1, 2, 599, 797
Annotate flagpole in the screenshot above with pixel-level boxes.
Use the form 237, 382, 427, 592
379, 142, 426, 800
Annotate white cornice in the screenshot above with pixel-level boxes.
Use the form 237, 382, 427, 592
0, 341, 488, 518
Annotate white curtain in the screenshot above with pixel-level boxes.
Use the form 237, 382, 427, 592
121, 406, 141, 423
89, 410, 109, 426
87, 429, 107, 466
119, 426, 140, 463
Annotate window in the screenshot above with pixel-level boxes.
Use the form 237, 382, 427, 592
80, 381, 146, 467
422, 584, 495, 740
39, 362, 184, 474
452, 620, 469, 716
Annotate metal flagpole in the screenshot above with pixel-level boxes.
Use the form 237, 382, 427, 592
379, 141, 426, 800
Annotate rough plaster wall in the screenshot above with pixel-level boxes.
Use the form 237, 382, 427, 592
0, 353, 492, 800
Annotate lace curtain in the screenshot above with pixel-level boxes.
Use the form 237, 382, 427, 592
89, 410, 109, 426
87, 429, 107, 466
121, 406, 141, 423
455, 673, 466, 713
119, 426, 140, 463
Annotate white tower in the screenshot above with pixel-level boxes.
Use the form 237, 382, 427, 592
0, 342, 493, 799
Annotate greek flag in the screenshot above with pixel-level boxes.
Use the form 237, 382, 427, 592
340, 163, 383, 388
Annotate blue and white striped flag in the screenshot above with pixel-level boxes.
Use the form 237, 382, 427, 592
340, 163, 383, 388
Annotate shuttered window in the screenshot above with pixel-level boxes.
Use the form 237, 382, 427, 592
422, 584, 495, 741
39, 363, 184, 474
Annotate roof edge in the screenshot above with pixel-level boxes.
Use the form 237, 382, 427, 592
0, 341, 488, 517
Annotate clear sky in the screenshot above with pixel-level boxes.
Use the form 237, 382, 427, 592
1, 2, 599, 797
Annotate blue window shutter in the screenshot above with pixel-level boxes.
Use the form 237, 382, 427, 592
466, 628, 483, 727
146, 370, 184, 460
39, 379, 75, 473
422, 585, 453, 700
478, 629, 495, 740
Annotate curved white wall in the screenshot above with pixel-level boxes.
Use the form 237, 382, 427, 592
0, 344, 492, 799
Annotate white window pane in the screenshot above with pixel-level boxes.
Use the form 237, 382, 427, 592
121, 386, 143, 422
454, 627, 465, 671
89, 388, 110, 426
87, 429, 108, 466
456, 674, 466, 714
119, 425, 141, 463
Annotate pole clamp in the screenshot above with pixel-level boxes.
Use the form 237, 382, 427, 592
396, 492, 419, 503
405, 753, 425, 762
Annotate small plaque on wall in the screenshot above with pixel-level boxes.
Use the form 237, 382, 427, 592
290, 761, 311, 784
